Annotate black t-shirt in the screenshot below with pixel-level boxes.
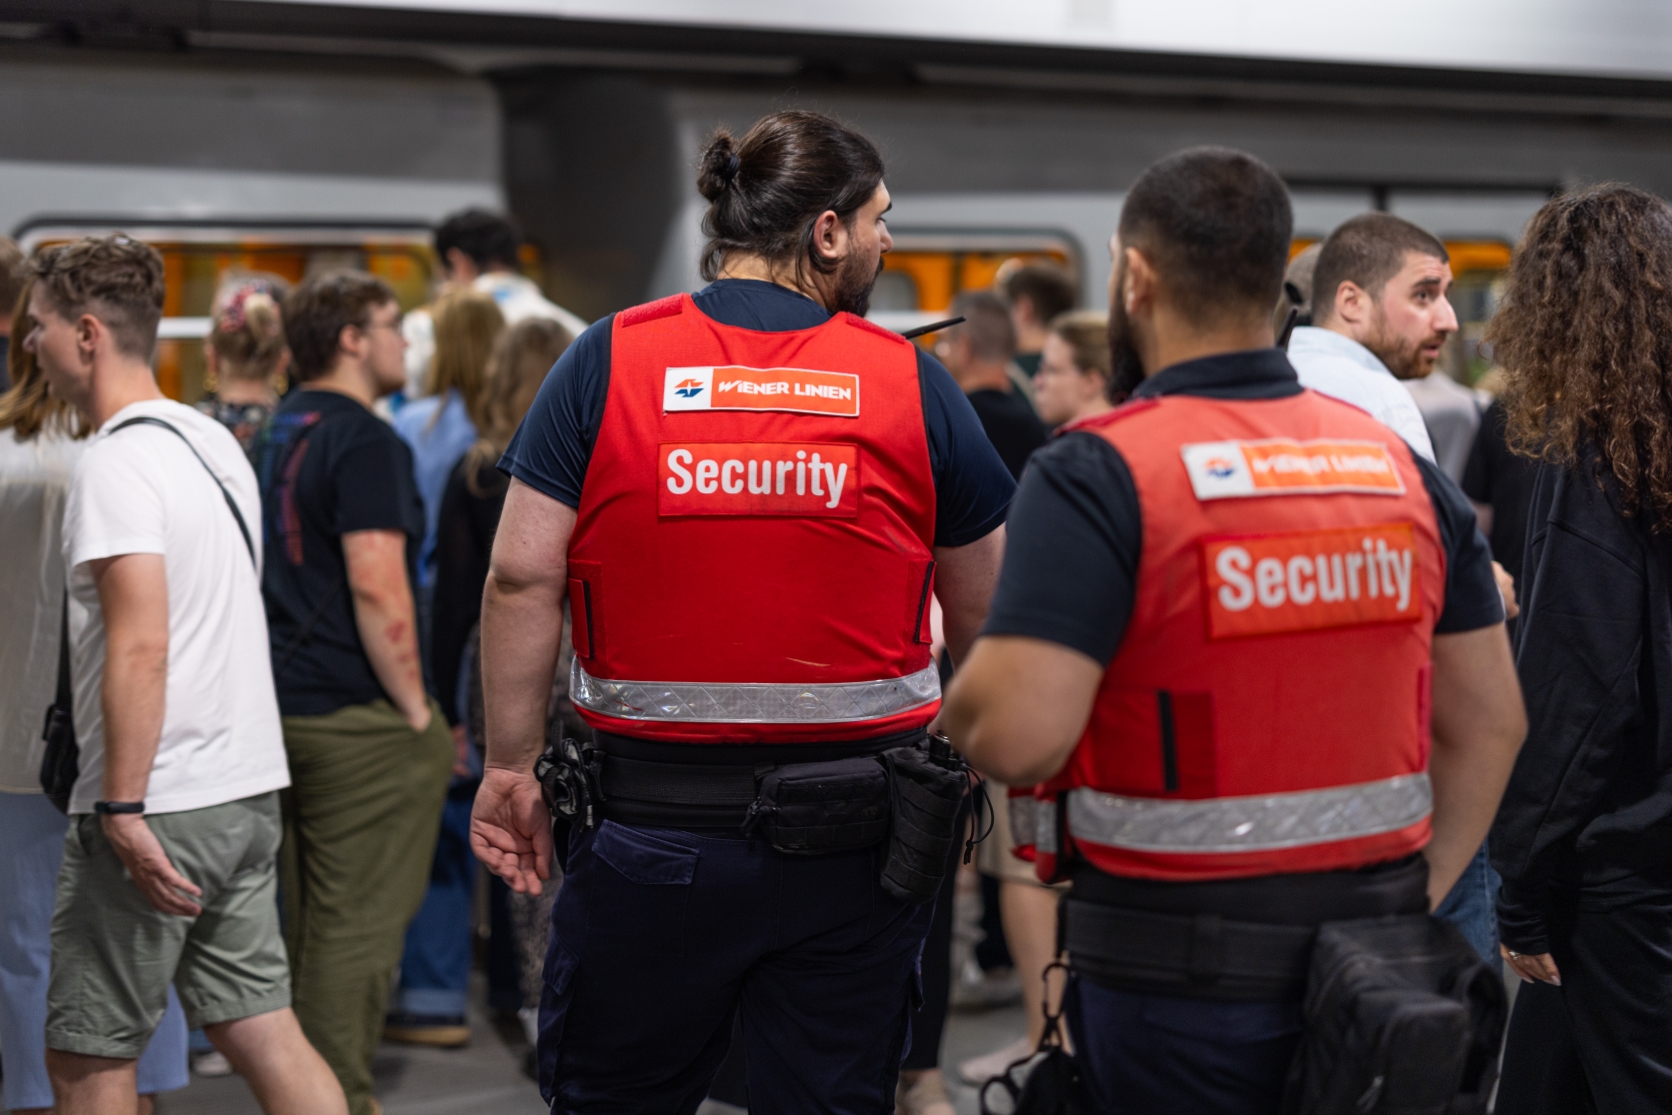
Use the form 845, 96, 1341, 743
253, 389, 425, 717
964, 387, 1048, 481
984, 349, 1505, 664
432, 456, 507, 725
499, 279, 1016, 548
1462, 398, 1539, 588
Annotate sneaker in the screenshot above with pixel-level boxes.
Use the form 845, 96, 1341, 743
383, 1010, 471, 1047
957, 1036, 1037, 1086
949, 958, 1022, 1011
895, 1068, 956, 1115
191, 1050, 234, 1077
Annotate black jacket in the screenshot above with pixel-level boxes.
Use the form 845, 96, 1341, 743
1491, 450, 1672, 954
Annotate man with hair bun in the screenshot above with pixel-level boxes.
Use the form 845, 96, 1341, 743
944, 148, 1524, 1113
471, 109, 1014, 1111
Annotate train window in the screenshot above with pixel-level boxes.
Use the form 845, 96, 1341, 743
870, 234, 1077, 340
17, 224, 441, 404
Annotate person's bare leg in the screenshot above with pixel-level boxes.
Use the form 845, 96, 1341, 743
1000, 880, 1063, 1047
205, 1008, 348, 1115
45, 1049, 139, 1115
12, 1082, 154, 1113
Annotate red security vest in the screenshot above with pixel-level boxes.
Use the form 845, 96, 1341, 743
565, 293, 940, 744
1033, 389, 1445, 883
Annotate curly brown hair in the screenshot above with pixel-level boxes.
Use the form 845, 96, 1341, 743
1492, 184, 1672, 524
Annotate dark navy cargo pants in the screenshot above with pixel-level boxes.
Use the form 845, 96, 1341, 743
538, 820, 934, 1114
1065, 975, 1304, 1114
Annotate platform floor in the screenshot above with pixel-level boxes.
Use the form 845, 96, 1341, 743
117, 993, 1027, 1115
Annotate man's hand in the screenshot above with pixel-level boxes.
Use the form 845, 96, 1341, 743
102, 813, 203, 916
1502, 944, 1560, 985
470, 766, 553, 895
1492, 560, 1520, 620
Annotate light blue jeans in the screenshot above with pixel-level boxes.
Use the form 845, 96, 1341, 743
0, 791, 188, 1109
1435, 841, 1500, 963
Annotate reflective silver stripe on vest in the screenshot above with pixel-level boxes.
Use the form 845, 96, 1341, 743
1008, 794, 1039, 851
569, 660, 941, 724
1036, 798, 1059, 855
1066, 773, 1431, 855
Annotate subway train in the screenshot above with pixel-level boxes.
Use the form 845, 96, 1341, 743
6, 0, 1672, 399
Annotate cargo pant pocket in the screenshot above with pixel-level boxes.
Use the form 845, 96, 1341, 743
587, 821, 699, 956
537, 936, 580, 1102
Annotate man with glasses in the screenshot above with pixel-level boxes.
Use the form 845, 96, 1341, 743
251, 272, 454, 1115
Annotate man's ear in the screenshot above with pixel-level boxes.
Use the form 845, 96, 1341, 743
1330, 280, 1370, 327
1122, 246, 1158, 317
810, 208, 846, 264
75, 313, 103, 358
337, 322, 365, 365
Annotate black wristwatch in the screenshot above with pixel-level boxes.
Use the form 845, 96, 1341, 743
94, 800, 145, 815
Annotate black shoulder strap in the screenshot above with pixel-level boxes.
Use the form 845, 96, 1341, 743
55, 590, 72, 711
110, 415, 255, 567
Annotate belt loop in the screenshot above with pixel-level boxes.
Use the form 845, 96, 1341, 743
1186, 913, 1224, 984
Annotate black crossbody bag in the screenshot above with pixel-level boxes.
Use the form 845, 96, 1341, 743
38, 416, 256, 812
1281, 915, 1507, 1115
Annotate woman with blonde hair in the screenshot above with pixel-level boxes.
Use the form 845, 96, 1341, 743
195, 274, 290, 451
1032, 309, 1116, 428
0, 281, 191, 1113
384, 315, 568, 1051
392, 287, 506, 592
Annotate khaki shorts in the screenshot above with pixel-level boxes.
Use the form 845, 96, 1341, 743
46, 791, 292, 1059
977, 779, 1066, 888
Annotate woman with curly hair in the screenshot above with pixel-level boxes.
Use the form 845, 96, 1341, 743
1489, 184, 1672, 1113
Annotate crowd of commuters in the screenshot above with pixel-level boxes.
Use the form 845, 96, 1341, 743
4, 112, 1672, 1115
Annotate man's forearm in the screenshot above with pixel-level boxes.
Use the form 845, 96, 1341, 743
1425, 728, 1521, 904
480, 570, 565, 772
101, 642, 167, 801
352, 586, 429, 723
343, 530, 429, 725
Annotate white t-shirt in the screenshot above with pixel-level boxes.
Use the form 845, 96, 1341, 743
0, 426, 84, 793
1286, 327, 1437, 464
61, 398, 290, 815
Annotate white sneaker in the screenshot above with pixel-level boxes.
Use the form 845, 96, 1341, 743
192, 1050, 235, 1077
956, 1037, 1036, 1086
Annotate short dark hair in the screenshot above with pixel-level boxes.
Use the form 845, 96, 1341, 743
949, 290, 1017, 362
282, 271, 396, 382
435, 209, 523, 272
1002, 263, 1077, 323
696, 110, 885, 283
1117, 147, 1292, 325
1312, 213, 1449, 326
30, 235, 166, 359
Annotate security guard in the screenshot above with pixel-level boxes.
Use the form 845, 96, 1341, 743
943, 147, 1526, 1114
470, 110, 1014, 1111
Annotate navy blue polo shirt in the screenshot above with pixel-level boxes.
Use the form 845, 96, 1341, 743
501, 279, 1016, 547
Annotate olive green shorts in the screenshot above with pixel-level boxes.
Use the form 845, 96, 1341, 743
46, 791, 292, 1059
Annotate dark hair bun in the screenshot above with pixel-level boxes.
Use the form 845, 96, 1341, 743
697, 131, 741, 202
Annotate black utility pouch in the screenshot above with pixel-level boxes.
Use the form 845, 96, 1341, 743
742, 757, 890, 855
879, 736, 970, 904
1281, 915, 1506, 1115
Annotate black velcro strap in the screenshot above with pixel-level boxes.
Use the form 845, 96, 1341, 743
599, 754, 758, 807
1066, 899, 1317, 1001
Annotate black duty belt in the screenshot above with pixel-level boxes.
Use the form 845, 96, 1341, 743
1066, 899, 1317, 1001
592, 728, 925, 830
